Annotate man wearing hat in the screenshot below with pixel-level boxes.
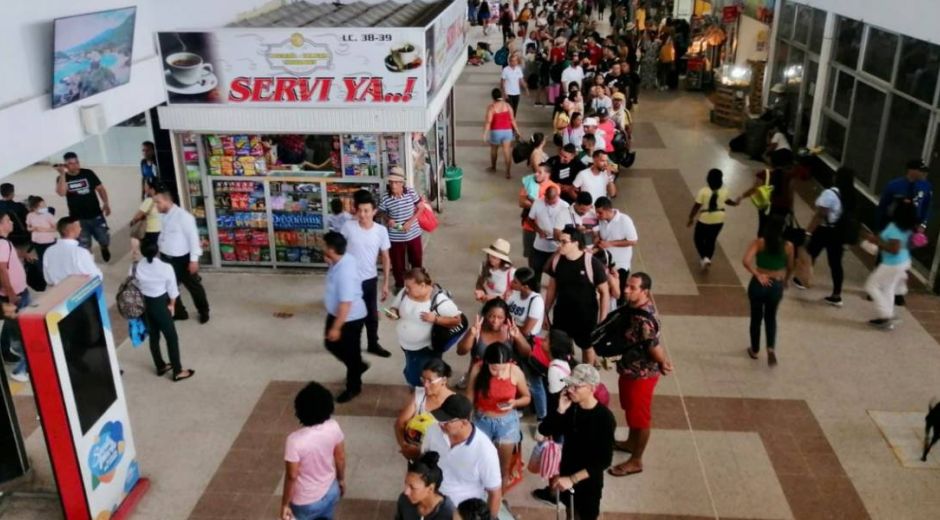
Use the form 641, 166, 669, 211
531, 364, 616, 519
423, 394, 502, 518
379, 167, 424, 291
596, 107, 617, 154
610, 92, 632, 136
581, 117, 608, 153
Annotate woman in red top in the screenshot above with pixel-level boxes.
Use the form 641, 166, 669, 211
467, 342, 530, 489
483, 88, 520, 179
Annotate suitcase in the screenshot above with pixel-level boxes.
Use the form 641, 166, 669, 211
555, 488, 575, 520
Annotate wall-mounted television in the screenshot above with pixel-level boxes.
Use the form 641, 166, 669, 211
52, 6, 137, 109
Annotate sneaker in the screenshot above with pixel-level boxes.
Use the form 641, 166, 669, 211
367, 344, 392, 358
895, 295, 906, 306
531, 487, 558, 506
101, 247, 111, 263
703, 257, 711, 269
824, 296, 843, 307
10, 370, 29, 383
792, 278, 807, 290
868, 318, 895, 330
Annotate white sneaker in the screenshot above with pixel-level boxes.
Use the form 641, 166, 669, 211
10, 370, 29, 383
703, 257, 712, 269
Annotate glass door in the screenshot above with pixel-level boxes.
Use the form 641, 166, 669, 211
212, 179, 272, 266
178, 133, 213, 265
270, 180, 325, 265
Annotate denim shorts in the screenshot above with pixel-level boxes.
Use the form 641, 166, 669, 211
489, 130, 514, 145
290, 479, 340, 520
474, 411, 521, 444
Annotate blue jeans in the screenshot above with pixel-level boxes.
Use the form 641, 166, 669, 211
528, 373, 548, 420
78, 215, 110, 249
403, 347, 439, 387
2, 290, 31, 376
290, 480, 340, 520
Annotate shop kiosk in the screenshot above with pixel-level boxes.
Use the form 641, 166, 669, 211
19, 275, 148, 519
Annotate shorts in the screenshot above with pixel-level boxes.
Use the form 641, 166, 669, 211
552, 307, 596, 349
474, 411, 521, 444
618, 374, 659, 429
489, 130, 514, 145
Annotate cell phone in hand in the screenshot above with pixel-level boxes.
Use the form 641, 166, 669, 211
498, 401, 513, 411
382, 307, 400, 320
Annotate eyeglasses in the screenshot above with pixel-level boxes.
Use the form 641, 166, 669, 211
420, 376, 444, 385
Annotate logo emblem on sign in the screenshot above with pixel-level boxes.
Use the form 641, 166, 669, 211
263, 32, 332, 76
88, 421, 126, 489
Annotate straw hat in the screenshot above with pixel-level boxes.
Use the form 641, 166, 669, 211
388, 166, 406, 182
481, 238, 513, 264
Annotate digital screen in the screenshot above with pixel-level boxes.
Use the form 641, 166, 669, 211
52, 7, 137, 108
55, 296, 117, 434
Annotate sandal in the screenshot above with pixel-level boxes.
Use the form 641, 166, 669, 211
157, 364, 173, 377
607, 464, 643, 477
173, 369, 195, 382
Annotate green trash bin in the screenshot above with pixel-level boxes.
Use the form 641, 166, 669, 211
444, 167, 463, 201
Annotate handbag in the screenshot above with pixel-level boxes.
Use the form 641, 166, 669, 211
416, 200, 438, 233
429, 286, 468, 353
528, 438, 562, 479
750, 169, 773, 212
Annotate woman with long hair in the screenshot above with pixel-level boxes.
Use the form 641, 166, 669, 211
864, 200, 918, 330
457, 298, 531, 388
563, 112, 585, 148
467, 342, 531, 489
483, 88, 520, 179
136, 240, 194, 381
687, 169, 737, 269
803, 167, 856, 306
527, 132, 549, 172
742, 215, 794, 366
396, 451, 455, 519
474, 239, 515, 303
395, 359, 455, 461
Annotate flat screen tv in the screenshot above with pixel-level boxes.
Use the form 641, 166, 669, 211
52, 6, 137, 109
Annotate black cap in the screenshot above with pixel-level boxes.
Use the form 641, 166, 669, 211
597, 107, 609, 117
431, 394, 473, 422
907, 159, 929, 172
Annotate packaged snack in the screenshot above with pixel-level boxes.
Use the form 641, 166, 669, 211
250, 135, 264, 157
220, 244, 236, 261
183, 149, 199, 163
233, 160, 245, 176
221, 156, 235, 176
221, 135, 235, 156
187, 165, 201, 180
236, 245, 251, 262
239, 156, 256, 176
249, 245, 261, 262
206, 135, 223, 156
234, 135, 250, 156
208, 156, 222, 176
260, 248, 271, 262
254, 158, 267, 175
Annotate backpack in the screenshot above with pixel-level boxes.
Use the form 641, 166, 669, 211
589, 305, 659, 359
750, 169, 774, 213
428, 284, 469, 353
512, 139, 534, 164
494, 47, 510, 67
831, 188, 861, 245
116, 262, 146, 319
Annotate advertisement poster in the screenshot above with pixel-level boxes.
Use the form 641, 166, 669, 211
426, 0, 467, 99
157, 28, 427, 107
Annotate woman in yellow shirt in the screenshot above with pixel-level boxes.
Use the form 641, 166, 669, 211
687, 169, 738, 269
130, 179, 163, 259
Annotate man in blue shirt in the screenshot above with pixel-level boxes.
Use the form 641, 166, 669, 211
877, 159, 932, 232
323, 231, 369, 403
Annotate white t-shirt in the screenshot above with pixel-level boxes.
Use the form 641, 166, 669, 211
481, 265, 515, 298
529, 198, 571, 252
501, 65, 525, 96
563, 126, 585, 148
573, 168, 612, 203
506, 290, 544, 335
547, 359, 571, 394
598, 210, 638, 271
422, 424, 501, 507
570, 206, 598, 228
393, 291, 460, 351
815, 188, 843, 225
341, 220, 391, 281
560, 66, 584, 88
770, 131, 791, 151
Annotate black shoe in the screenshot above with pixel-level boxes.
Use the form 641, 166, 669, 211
101, 247, 111, 263
173, 312, 190, 321
895, 295, 906, 306
792, 277, 807, 290
824, 296, 843, 307
2, 352, 21, 365
367, 344, 391, 358
336, 388, 361, 403
199, 313, 210, 324
531, 487, 558, 506
868, 318, 895, 330
359, 361, 371, 377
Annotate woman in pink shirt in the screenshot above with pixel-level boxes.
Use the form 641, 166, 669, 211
26, 196, 57, 266
281, 382, 346, 520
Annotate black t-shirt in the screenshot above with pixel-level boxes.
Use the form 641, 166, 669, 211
538, 403, 615, 490
547, 155, 576, 186
60, 169, 103, 219
546, 252, 608, 313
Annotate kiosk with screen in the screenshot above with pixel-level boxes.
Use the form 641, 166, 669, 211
19, 275, 148, 519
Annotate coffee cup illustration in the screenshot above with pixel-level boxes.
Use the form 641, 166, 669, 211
166, 52, 213, 86
385, 43, 422, 72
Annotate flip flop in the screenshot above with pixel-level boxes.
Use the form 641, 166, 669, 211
173, 369, 195, 382
157, 364, 173, 377
607, 465, 643, 477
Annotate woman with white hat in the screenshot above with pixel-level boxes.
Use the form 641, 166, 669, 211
379, 167, 423, 292
474, 238, 515, 303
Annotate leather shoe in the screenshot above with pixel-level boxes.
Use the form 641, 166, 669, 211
336, 388, 361, 403
199, 313, 210, 324
367, 344, 391, 358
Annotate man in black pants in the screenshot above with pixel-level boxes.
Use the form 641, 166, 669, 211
322, 232, 369, 403
154, 189, 210, 324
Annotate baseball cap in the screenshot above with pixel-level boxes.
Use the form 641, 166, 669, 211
612, 92, 626, 101
562, 363, 601, 386
907, 159, 929, 173
431, 394, 473, 422
597, 107, 609, 117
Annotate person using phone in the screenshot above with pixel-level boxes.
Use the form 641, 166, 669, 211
54, 152, 112, 262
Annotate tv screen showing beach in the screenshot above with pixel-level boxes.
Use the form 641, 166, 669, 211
52, 7, 136, 109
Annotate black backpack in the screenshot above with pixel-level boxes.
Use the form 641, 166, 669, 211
590, 305, 659, 359
512, 139, 534, 164
831, 188, 861, 245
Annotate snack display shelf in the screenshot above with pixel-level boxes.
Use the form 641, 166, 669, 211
212, 179, 272, 264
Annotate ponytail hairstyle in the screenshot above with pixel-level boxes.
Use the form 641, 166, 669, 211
706, 168, 723, 213
475, 342, 513, 399
141, 239, 159, 264
407, 451, 444, 493
531, 132, 545, 148
834, 167, 856, 213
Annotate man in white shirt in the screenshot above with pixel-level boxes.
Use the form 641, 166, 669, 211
560, 60, 584, 90
526, 186, 570, 285
574, 151, 616, 202
341, 191, 392, 358
155, 189, 210, 324
501, 53, 528, 115
595, 197, 638, 305
767, 126, 791, 154
425, 394, 502, 518
43, 216, 103, 286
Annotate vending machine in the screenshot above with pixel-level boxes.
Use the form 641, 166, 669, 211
19, 275, 148, 519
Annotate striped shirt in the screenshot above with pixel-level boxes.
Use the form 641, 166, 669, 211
379, 188, 422, 242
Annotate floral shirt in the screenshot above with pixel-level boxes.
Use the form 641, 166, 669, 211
616, 302, 661, 379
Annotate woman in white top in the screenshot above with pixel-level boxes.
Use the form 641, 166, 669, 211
504, 267, 549, 421
563, 112, 585, 148
388, 268, 462, 387
135, 240, 194, 381
394, 359, 454, 461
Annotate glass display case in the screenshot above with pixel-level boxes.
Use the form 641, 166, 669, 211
270, 181, 325, 265
179, 133, 212, 264
212, 179, 271, 265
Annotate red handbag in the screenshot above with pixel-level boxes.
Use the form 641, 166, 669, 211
416, 200, 438, 232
